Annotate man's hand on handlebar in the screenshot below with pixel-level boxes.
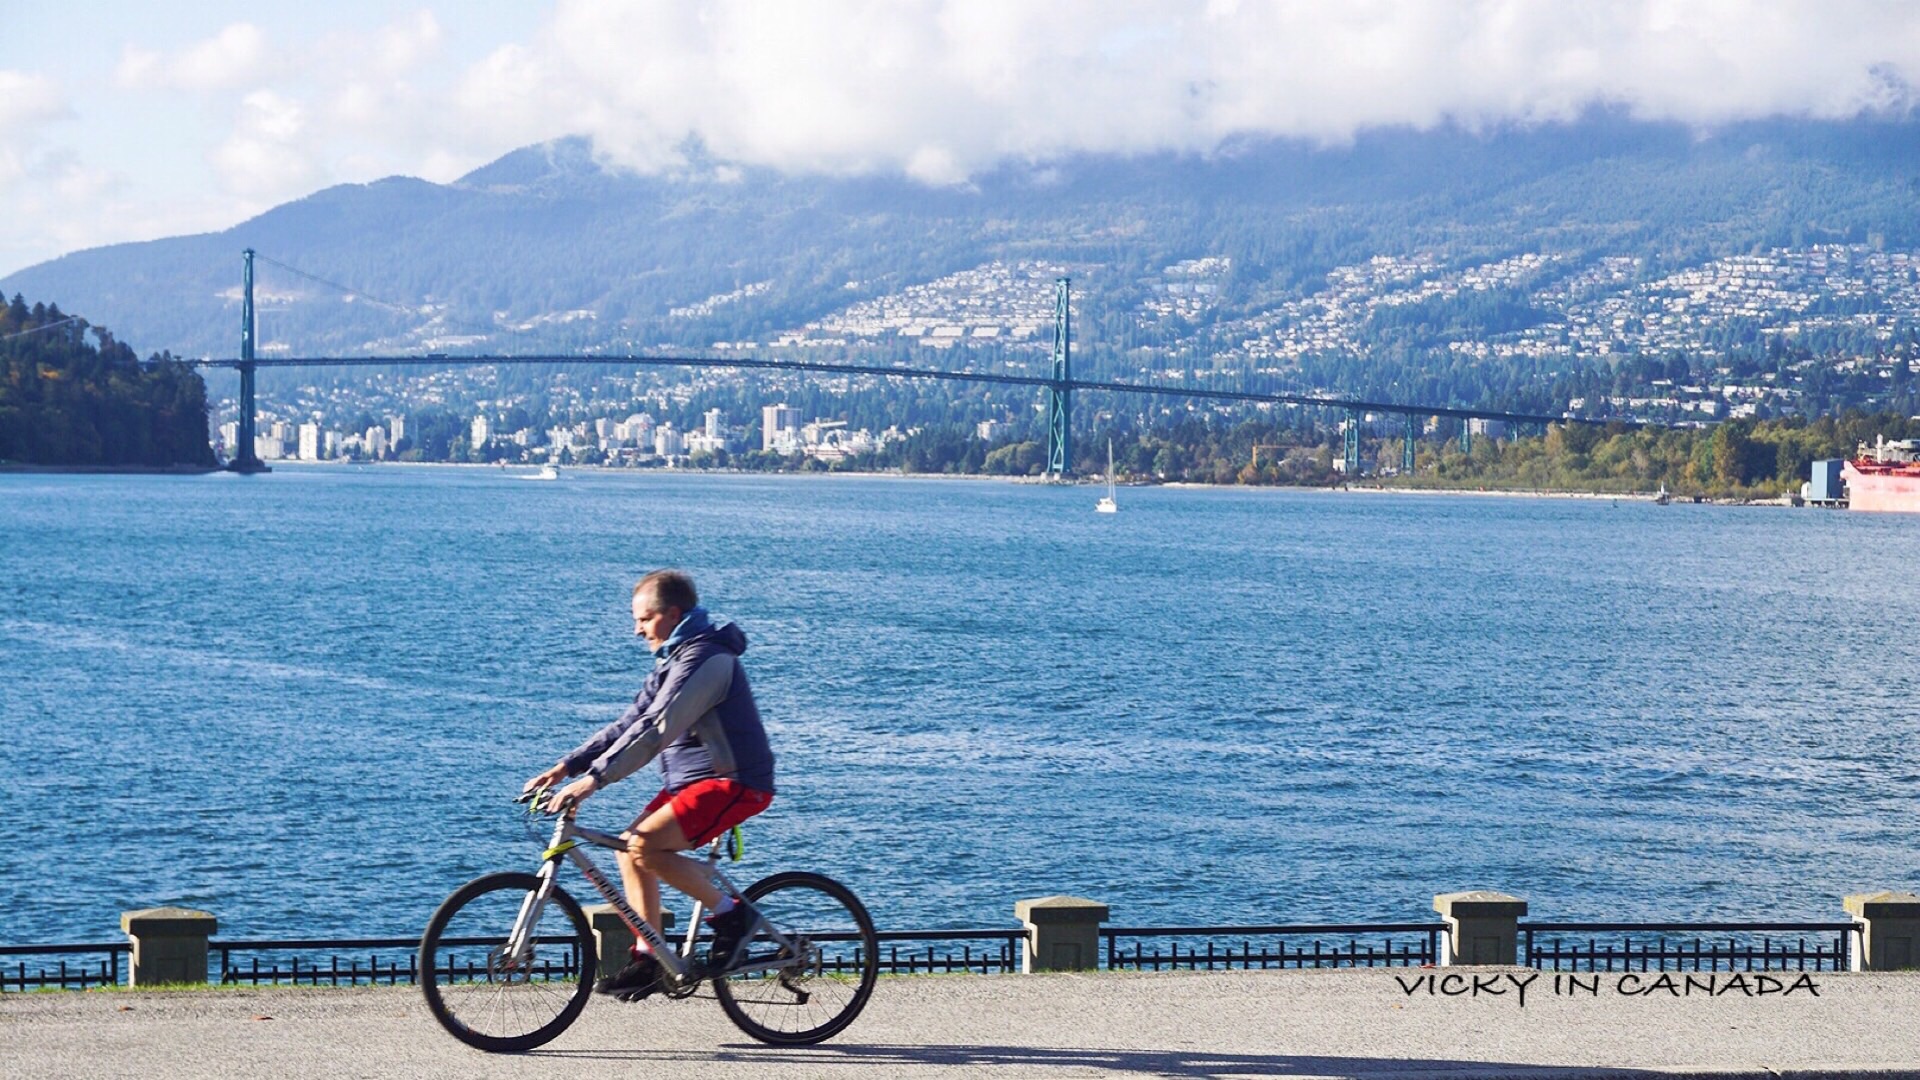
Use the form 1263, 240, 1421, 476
548, 774, 599, 813
523, 762, 568, 796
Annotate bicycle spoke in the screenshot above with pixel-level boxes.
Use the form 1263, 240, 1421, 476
419, 873, 596, 1053
713, 872, 878, 1045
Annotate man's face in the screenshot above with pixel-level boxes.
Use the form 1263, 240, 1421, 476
632, 590, 680, 650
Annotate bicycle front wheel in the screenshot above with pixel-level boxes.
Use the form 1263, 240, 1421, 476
418, 871, 595, 1053
713, 870, 879, 1045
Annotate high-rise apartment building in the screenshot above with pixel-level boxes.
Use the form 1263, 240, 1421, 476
762, 404, 798, 453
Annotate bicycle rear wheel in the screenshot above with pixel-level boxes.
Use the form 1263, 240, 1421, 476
712, 870, 879, 1045
418, 871, 595, 1052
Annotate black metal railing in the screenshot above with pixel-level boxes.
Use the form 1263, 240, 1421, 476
1103, 924, 1445, 970
874, 929, 1024, 974
217, 935, 594, 986
1, 942, 128, 991
3, 919, 1870, 990
1521, 923, 1857, 972
1, 929, 1026, 990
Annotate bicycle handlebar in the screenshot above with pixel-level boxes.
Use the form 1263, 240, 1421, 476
515, 786, 576, 816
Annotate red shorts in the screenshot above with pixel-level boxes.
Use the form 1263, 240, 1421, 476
639, 778, 772, 846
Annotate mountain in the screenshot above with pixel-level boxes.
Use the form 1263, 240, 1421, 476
7, 115, 1920, 392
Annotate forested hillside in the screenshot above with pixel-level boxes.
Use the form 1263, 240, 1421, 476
7, 116, 1920, 384
0, 295, 215, 468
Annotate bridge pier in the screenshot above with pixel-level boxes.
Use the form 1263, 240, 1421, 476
1045, 278, 1072, 479
1403, 414, 1417, 474
227, 248, 269, 474
1342, 409, 1361, 477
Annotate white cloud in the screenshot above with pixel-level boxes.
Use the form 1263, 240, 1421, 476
447, 0, 1920, 180
115, 23, 275, 92
211, 91, 320, 199
0, 71, 68, 134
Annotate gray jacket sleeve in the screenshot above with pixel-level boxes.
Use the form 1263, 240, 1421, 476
585, 653, 736, 787
561, 681, 658, 777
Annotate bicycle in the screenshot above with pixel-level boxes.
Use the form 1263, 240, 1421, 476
418, 789, 879, 1053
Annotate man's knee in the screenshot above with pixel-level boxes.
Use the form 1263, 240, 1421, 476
628, 830, 684, 869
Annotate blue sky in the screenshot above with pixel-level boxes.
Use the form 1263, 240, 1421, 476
4, 1, 1919, 279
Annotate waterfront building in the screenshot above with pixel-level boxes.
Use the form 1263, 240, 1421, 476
471, 415, 492, 448
976, 419, 1004, 441
762, 403, 799, 453
298, 423, 322, 461
364, 426, 388, 459
655, 423, 683, 457
389, 415, 406, 449
704, 408, 727, 440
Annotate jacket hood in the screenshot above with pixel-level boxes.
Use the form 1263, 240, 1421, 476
663, 606, 746, 657
698, 619, 748, 656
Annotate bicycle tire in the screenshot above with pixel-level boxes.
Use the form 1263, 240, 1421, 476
418, 871, 596, 1053
712, 870, 879, 1045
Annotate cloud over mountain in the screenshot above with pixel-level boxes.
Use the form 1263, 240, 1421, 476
6, 1, 1920, 278
472, 0, 1920, 181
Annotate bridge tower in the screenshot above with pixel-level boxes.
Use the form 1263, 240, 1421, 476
1403, 413, 1417, 474
1045, 278, 1072, 478
228, 248, 269, 473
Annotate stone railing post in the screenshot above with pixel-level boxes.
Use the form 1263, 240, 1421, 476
120, 907, 217, 986
1014, 895, 1108, 973
586, 905, 672, 974
1844, 891, 1920, 972
1433, 890, 1526, 966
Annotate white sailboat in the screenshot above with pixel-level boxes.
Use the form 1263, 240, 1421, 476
1096, 439, 1119, 513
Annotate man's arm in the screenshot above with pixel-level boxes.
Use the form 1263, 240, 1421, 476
586, 653, 736, 787
560, 691, 653, 777
522, 681, 660, 798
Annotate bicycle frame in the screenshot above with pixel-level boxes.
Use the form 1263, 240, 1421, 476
506, 807, 802, 986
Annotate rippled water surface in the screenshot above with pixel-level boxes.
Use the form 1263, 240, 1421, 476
3, 467, 1917, 941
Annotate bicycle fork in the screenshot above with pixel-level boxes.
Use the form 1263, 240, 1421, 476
502, 860, 563, 969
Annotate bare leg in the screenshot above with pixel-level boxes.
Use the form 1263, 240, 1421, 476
615, 842, 665, 941
629, 805, 723, 908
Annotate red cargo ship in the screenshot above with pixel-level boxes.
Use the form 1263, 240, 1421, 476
1842, 437, 1920, 513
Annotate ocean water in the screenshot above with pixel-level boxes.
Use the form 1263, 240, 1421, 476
2, 466, 1917, 943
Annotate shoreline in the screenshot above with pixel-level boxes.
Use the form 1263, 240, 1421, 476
10, 457, 1801, 505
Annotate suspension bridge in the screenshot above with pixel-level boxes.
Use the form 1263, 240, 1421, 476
195, 250, 1602, 476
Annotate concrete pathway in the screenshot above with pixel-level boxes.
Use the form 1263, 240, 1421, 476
4, 968, 1919, 1079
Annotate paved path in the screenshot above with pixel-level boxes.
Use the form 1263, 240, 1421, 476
4, 969, 1919, 1079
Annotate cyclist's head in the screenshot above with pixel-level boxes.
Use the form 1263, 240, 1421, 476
634, 569, 698, 613
633, 570, 698, 647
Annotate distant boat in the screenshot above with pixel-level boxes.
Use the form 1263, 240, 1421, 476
1654, 483, 1670, 505
1096, 440, 1119, 514
517, 464, 560, 481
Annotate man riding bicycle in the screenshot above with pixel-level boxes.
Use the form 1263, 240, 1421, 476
524, 570, 776, 999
